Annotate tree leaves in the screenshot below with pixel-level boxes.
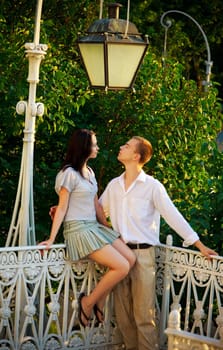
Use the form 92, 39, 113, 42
0, 0, 222, 249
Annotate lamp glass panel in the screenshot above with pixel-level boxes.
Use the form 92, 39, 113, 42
78, 43, 105, 86
107, 44, 146, 87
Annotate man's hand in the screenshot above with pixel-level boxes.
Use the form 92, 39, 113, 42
194, 240, 218, 259
49, 205, 57, 221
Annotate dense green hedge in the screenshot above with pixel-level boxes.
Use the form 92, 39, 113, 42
0, 0, 222, 252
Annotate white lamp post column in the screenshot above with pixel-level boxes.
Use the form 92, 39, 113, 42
6, 0, 47, 246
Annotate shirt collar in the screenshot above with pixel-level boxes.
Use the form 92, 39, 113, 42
136, 169, 147, 182
119, 169, 146, 184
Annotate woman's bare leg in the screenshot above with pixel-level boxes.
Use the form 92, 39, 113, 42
79, 243, 130, 325
94, 238, 136, 314
112, 238, 136, 268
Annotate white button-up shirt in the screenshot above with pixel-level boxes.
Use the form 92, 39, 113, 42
99, 170, 199, 247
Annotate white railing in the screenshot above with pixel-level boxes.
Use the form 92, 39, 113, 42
0, 236, 222, 349
157, 236, 223, 350
0, 244, 123, 349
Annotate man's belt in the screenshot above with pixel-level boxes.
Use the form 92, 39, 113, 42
126, 243, 152, 249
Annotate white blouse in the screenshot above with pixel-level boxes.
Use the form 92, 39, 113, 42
55, 167, 98, 221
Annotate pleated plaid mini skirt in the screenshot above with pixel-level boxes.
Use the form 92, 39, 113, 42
63, 220, 120, 261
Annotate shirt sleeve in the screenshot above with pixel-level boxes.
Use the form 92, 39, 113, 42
152, 180, 199, 247
55, 167, 78, 194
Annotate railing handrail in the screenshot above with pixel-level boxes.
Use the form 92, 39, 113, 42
0, 243, 66, 252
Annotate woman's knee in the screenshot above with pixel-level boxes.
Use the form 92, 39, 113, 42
112, 239, 136, 269
119, 259, 131, 278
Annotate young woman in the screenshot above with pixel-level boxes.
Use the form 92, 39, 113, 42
39, 129, 136, 327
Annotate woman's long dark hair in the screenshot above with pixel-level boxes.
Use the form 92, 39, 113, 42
62, 129, 95, 177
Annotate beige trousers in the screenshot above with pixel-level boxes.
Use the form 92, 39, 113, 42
114, 247, 159, 350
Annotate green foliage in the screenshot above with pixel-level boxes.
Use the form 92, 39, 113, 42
74, 54, 223, 251
0, 0, 222, 253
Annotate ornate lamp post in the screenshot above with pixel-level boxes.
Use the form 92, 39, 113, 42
160, 10, 213, 88
6, 0, 47, 246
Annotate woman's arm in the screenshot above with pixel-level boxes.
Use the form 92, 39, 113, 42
39, 187, 70, 248
94, 195, 111, 227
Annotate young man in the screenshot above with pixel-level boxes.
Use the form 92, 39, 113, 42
99, 136, 217, 350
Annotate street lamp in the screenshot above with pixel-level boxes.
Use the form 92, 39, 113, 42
160, 10, 213, 88
77, 3, 148, 91
6, 0, 47, 246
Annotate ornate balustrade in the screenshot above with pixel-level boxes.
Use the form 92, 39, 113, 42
0, 236, 222, 349
0, 244, 123, 349
157, 236, 223, 350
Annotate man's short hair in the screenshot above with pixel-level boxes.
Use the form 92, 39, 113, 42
132, 136, 153, 165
